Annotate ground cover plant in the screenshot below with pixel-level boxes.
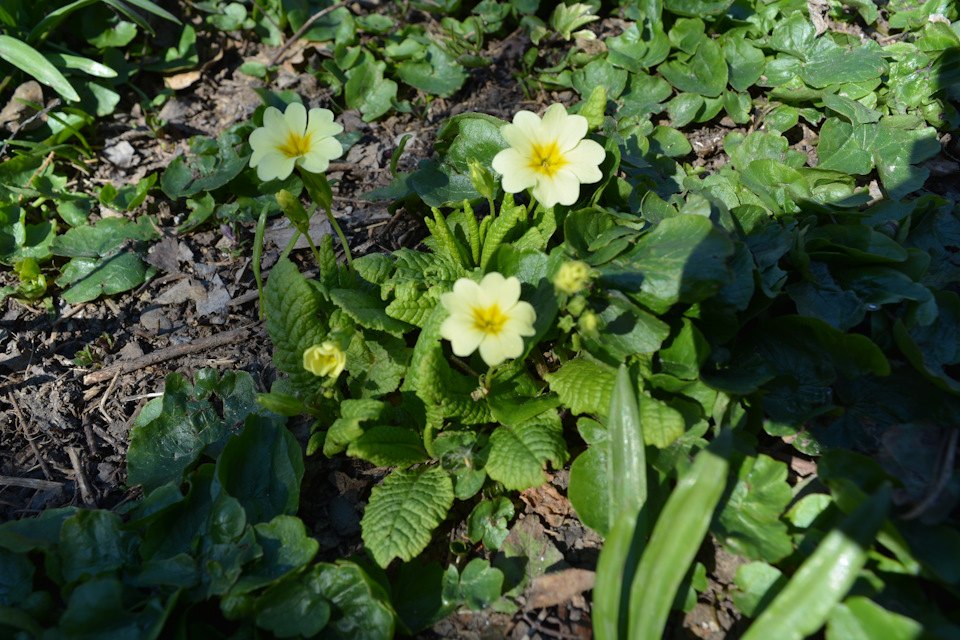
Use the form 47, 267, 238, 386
1, 0, 960, 638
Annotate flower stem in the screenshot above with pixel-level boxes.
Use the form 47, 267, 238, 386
325, 205, 355, 279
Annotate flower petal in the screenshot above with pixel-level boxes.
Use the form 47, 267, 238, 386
500, 122, 535, 155
534, 171, 581, 207
563, 139, 606, 184
483, 272, 520, 307
504, 301, 537, 336
306, 109, 344, 139
493, 149, 538, 193
441, 315, 485, 356
284, 103, 308, 135
510, 110, 543, 144
262, 106, 287, 132
256, 152, 297, 182
478, 331, 524, 366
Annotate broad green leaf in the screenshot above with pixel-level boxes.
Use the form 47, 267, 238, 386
786, 262, 866, 331
658, 35, 727, 97
544, 357, 617, 416
0, 548, 34, 606
361, 467, 454, 568
347, 426, 429, 467
59, 511, 138, 583
741, 159, 811, 213
722, 36, 764, 91
732, 562, 785, 617
232, 516, 320, 595
715, 455, 794, 563
392, 561, 457, 634
486, 412, 569, 491
822, 93, 881, 125
648, 125, 692, 156
59, 579, 169, 638
605, 215, 735, 314
216, 414, 303, 523
397, 43, 467, 98
345, 58, 397, 122
442, 559, 504, 611
826, 596, 926, 640
817, 119, 875, 175
568, 446, 610, 535
127, 371, 259, 492
255, 572, 331, 638
0, 35, 79, 101
314, 560, 395, 640
466, 497, 514, 551
325, 399, 388, 455
263, 259, 327, 393
800, 47, 888, 88
51, 216, 158, 258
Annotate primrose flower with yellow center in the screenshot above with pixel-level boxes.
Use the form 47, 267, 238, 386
554, 260, 592, 295
303, 342, 346, 379
440, 272, 537, 367
249, 103, 344, 182
491, 103, 605, 208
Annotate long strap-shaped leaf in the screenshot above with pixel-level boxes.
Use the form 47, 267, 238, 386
0, 36, 79, 102
740, 487, 890, 640
627, 429, 732, 640
594, 364, 648, 640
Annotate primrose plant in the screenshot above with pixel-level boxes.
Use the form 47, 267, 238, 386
252, 96, 608, 591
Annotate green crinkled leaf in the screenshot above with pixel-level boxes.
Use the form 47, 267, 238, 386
354, 253, 394, 286
544, 357, 617, 416
330, 287, 413, 336
361, 466, 455, 568
325, 399, 388, 455
385, 297, 437, 327
417, 345, 493, 425
346, 332, 409, 398
216, 414, 304, 523
716, 455, 794, 563
347, 426, 429, 467
639, 394, 686, 448
486, 412, 569, 491
263, 259, 327, 393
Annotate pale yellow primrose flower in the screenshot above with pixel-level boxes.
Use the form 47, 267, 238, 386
491, 103, 605, 208
249, 103, 344, 181
440, 272, 537, 367
554, 260, 592, 295
303, 342, 346, 378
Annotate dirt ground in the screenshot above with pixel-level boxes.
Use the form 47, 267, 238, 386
0, 6, 888, 638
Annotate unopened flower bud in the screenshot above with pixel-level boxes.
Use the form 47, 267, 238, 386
579, 311, 599, 337
303, 342, 346, 378
554, 260, 592, 295
468, 158, 497, 201
276, 189, 310, 233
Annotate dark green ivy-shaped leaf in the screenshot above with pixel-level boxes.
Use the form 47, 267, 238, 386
716, 455, 794, 563
658, 35, 728, 97
397, 42, 468, 98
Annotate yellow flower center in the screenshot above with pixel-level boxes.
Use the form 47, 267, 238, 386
278, 131, 312, 159
472, 303, 508, 336
529, 141, 567, 177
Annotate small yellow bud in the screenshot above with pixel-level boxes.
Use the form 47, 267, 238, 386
468, 158, 496, 201
303, 342, 346, 378
579, 311, 599, 337
554, 260, 592, 295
